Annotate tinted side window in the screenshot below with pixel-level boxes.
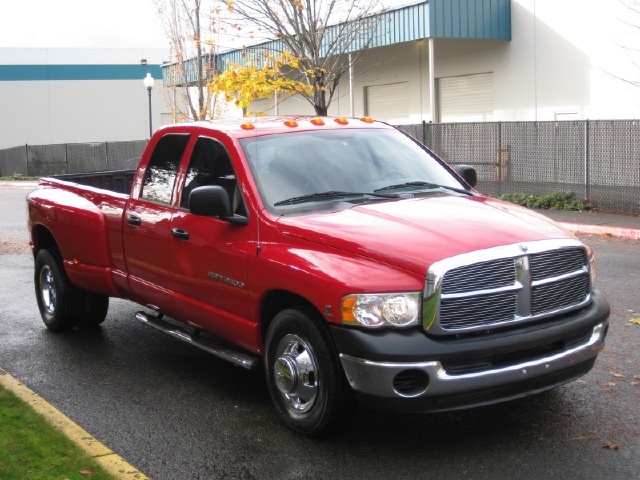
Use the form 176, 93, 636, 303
141, 134, 190, 204
181, 137, 247, 216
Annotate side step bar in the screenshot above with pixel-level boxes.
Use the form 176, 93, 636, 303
134, 311, 259, 370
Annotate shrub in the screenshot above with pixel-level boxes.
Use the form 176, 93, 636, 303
500, 192, 592, 211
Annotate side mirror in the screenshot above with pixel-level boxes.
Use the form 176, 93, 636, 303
453, 164, 478, 188
188, 186, 248, 225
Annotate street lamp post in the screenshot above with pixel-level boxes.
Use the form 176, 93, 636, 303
143, 73, 155, 138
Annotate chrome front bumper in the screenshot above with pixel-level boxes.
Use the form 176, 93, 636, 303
339, 321, 607, 405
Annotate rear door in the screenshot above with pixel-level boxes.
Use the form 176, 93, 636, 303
123, 133, 190, 311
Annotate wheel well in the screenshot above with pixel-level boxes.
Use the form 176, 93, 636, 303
31, 225, 58, 258
260, 290, 322, 341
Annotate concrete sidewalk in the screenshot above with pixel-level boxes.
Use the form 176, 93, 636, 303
536, 209, 640, 240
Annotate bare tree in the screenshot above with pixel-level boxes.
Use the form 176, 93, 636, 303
612, 0, 640, 87
155, 0, 222, 121
224, 0, 385, 116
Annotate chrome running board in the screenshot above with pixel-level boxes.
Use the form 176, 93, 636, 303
134, 311, 259, 370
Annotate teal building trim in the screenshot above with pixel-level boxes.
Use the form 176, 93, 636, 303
430, 0, 511, 40
0, 64, 163, 82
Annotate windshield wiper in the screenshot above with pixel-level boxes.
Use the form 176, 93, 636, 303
374, 181, 472, 196
274, 190, 401, 207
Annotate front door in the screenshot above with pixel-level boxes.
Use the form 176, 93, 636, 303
169, 136, 256, 348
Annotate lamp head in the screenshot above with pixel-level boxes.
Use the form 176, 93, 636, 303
143, 72, 155, 90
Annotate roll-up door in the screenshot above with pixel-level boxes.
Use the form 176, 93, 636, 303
365, 82, 410, 122
437, 72, 494, 122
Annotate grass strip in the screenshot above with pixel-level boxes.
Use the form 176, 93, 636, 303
0, 384, 117, 479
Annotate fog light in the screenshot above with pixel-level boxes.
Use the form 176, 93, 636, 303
393, 369, 429, 397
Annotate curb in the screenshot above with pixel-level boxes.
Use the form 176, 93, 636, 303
0, 367, 149, 480
558, 222, 640, 240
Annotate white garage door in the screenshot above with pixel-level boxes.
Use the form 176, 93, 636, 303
438, 72, 494, 123
365, 82, 410, 122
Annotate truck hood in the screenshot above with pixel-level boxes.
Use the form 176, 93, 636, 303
275, 195, 575, 274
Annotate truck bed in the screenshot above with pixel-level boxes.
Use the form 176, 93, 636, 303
51, 169, 135, 195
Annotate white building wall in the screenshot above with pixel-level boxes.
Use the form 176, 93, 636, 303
532, 0, 640, 120
501, 0, 640, 121
0, 48, 170, 150
435, 0, 640, 122
253, 0, 640, 123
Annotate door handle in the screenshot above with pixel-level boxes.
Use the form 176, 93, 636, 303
171, 228, 190, 240
126, 215, 141, 226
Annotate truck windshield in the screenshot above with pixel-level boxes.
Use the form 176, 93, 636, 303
240, 128, 469, 211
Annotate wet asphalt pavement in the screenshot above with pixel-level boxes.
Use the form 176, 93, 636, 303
1, 184, 639, 479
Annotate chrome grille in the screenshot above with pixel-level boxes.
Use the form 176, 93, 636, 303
532, 275, 590, 315
423, 241, 592, 335
530, 249, 586, 279
440, 291, 517, 330
442, 259, 515, 294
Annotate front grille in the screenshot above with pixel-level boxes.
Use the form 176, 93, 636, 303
530, 249, 586, 279
442, 258, 515, 294
440, 291, 517, 330
532, 275, 590, 315
425, 241, 591, 335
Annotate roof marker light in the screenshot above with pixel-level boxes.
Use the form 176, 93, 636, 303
334, 117, 349, 125
240, 122, 255, 130
310, 117, 325, 126
360, 116, 374, 123
284, 119, 299, 127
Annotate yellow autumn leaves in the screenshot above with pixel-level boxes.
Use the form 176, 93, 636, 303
209, 51, 314, 110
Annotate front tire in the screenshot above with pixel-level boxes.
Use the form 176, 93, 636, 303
264, 308, 355, 436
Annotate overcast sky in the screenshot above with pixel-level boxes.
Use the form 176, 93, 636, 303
0, 0, 168, 49
0, 0, 420, 51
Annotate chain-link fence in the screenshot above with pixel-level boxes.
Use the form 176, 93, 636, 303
0, 140, 147, 178
2, 121, 639, 213
398, 120, 640, 214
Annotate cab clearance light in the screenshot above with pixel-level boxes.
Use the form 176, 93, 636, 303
334, 117, 349, 125
310, 117, 325, 126
360, 116, 374, 123
283, 119, 299, 127
240, 122, 255, 130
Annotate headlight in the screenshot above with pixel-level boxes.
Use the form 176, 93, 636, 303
341, 293, 421, 328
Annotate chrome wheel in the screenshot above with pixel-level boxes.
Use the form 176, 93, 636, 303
265, 308, 355, 436
39, 265, 57, 315
34, 249, 76, 331
273, 334, 319, 413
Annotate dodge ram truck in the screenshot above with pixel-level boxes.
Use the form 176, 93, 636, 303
27, 116, 610, 436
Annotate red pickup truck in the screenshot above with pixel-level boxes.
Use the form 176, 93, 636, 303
27, 117, 610, 436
